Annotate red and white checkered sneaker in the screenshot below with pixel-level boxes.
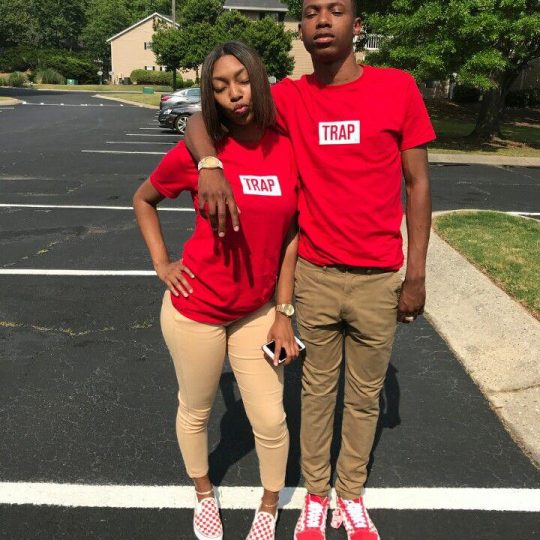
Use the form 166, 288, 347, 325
193, 496, 223, 540
245, 510, 276, 540
331, 496, 380, 540
294, 494, 329, 540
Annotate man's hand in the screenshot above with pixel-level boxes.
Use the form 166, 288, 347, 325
265, 314, 299, 367
198, 168, 240, 237
155, 259, 195, 298
397, 276, 425, 323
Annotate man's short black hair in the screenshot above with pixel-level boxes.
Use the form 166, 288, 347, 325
302, 0, 358, 17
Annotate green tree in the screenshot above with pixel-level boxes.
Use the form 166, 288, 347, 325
366, 0, 540, 141
153, 0, 223, 86
153, 0, 294, 86
0, 0, 36, 48
0, 0, 88, 49
244, 16, 295, 79
82, 0, 132, 68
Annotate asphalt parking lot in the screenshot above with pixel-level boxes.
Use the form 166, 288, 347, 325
1, 89, 539, 539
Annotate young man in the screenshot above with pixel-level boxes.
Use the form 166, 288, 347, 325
185, 1, 435, 538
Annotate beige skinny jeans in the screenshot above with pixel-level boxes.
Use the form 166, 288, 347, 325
160, 292, 289, 492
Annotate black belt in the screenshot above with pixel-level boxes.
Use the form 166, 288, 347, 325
322, 264, 395, 275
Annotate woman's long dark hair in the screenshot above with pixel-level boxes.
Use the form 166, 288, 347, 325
200, 41, 275, 142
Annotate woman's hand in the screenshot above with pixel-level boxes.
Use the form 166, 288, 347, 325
266, 314, 300, 367
155, 259, 195, 298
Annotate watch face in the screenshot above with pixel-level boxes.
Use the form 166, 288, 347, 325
204, 157, 220, 168
280, 304, 295, 316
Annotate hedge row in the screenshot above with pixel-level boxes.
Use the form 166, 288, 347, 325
129, 69, 194, 87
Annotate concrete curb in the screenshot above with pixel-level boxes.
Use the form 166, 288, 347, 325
94, 94, 159, 110
429, 153, 540, 167
406, 211, 540, 466
0, 98, 22, 106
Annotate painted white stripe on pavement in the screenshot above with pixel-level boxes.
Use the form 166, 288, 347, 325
0, 269, 155, 276
82, 150, 167, 155
0, 107, 14, 110
0, 204, 193, 212
106, 141, 175, 145
21, 103, 126, 108
0, 484, 539, 511
139, 127, 168, 130
125, 133, 180, 137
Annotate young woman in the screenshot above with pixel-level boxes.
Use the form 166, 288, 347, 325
133, 42, 299, 540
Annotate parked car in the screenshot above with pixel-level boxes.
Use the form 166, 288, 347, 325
159, 87, 201, 109
158, 101, 202, 135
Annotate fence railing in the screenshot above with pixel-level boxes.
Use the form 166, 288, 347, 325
363, 34, 384, 51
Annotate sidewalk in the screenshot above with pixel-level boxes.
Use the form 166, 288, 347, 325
403, 216, 540, 467
430, 153, 540, 167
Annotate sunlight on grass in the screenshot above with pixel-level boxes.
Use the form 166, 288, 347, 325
434, 211, 540, 319
103, 93, 161, 107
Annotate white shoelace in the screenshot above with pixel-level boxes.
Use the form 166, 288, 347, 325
305, 500, 325, 528
343, 499, 368, 528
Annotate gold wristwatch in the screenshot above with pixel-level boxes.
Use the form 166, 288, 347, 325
276, 303, 295, 317
197, 156, 224, 172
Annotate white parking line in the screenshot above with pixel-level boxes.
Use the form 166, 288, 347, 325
21, 102, 127, 108
106, 141, 175, 145
0, 107, 14, 110
139, 127, 168, 130
0, 269, 156, 276
0, 484, 539, 511
0, 203, 193, 211
125, 133, 180, 137
82, 150, 167, 155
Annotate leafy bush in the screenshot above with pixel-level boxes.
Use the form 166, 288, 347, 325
182, 79, 195, 88
130, 69, 175, 85
452, 85, 481, 104
8, 71, 28, 87
0, 46, 98, 83
506, 88, 540, 108
0, 75, 8, 86
34, 68, 66, 85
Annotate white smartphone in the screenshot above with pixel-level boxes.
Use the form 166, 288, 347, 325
262, 336, 306, 364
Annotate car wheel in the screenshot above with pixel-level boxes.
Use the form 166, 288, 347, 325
174, 114, 189, 135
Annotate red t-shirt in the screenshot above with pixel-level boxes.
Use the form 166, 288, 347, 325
150, 129, 298, 324
272, 65, 436, 269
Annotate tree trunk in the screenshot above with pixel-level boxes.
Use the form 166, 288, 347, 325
172, 69, 177, 91
469, 71, 518, 141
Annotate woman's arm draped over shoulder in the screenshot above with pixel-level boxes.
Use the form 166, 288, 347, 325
184, 113, 240, 237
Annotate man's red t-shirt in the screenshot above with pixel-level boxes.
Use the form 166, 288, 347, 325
150, 130, 298, 324
271, 65, 436, 270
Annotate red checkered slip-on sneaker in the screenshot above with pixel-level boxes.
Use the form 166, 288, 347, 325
245, 510, 276, 540
294, 494, 329, 540
331, 496, 380, 540
193, 496, 223, 540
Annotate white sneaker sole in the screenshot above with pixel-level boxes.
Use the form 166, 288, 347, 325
193, 524, 223, 540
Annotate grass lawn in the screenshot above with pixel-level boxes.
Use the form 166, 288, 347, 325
33, 83, 172, 92
434, 211, 540, 319
0, 96, 13, 102
427, 100, 540, 157
101, 93, 161, 107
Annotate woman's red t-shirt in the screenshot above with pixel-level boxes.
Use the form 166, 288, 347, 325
150, 129, 298, 324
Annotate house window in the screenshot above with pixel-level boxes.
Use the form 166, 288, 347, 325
145, 65, 155, 71
160, 66, 167, 72
144, 42, 153, 50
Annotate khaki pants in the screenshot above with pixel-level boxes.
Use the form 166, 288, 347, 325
295, 257, 401, 499
160, 292, 289, 492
